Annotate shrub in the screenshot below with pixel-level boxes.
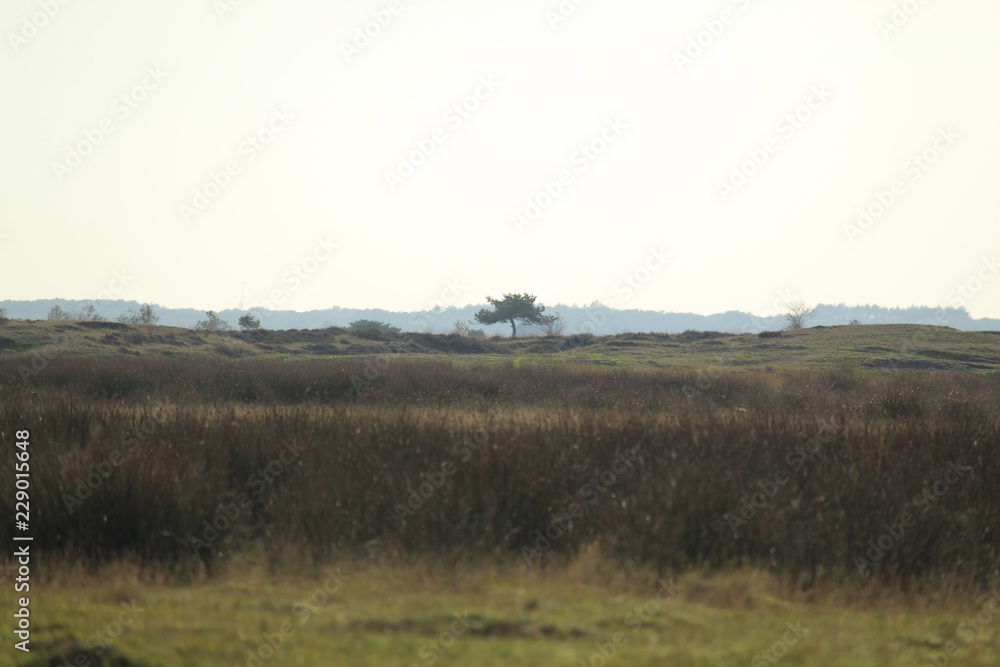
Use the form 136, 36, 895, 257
195, 311, 231, 332
349, 319, 400, 334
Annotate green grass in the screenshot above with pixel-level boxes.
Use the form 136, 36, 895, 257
9, 565, 999, 666
4, 320, 1000, 371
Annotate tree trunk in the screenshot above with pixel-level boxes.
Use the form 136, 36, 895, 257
509, 319, 516, 338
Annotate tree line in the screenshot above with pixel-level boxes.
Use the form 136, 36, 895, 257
34, 294, 817, 335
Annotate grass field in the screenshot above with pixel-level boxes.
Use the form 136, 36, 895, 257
5, 319, 1000, 371
0, 321, 998, 665
7, 565, 1000, 666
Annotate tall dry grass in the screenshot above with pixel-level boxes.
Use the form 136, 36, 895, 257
0, 355, 996, 592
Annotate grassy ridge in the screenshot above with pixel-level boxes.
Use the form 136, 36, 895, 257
2, 355, 998, 594
3, 319, 1000, 370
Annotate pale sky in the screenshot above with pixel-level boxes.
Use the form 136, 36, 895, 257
3, 0, 999, 318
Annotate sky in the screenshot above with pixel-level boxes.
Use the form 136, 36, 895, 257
2, 0, 999, 319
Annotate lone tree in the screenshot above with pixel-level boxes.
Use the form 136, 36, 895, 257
238, 313, 262, 330
475, 293, 552, 338
783, 300, 816, 330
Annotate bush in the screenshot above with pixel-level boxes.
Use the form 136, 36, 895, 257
195, 311, 231, 332
349, 319, 400, 334
118, 303, 159, 325
47, 303, 106, 322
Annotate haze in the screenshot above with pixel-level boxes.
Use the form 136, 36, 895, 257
2, 0, 998, 319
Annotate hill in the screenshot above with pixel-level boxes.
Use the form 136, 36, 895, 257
2, 319, 999, 372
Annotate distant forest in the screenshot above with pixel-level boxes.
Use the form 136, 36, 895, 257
3, 299, 998, 335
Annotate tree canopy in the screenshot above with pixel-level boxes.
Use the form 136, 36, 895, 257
474, 293, 553, 338
238, 313, 262, 331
